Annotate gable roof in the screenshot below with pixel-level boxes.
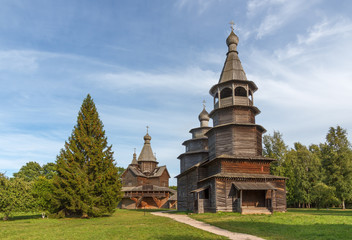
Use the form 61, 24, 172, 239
125, 165, 170, 179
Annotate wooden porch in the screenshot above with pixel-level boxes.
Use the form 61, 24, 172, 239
232, 182, 276, 214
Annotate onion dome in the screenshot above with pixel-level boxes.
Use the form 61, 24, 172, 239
198, 107, 210, 127
144, 133, 151, 143
198, 108, 210, 122
131, 151, 138, 165
226, 30, 239, 47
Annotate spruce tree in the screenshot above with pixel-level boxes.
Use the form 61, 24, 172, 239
52, 94, 122, 217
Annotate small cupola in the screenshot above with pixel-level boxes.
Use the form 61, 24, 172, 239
138, 127, 158, 173
198, 107, 210, 127
226, 30, 239, 52
130, 148, 138, 165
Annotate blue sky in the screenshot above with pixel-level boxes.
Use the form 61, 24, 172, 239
1, 0, 352, 185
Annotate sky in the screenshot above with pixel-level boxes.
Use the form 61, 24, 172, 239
1, 0, 352, 185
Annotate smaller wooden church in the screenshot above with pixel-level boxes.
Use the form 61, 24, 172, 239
119, 131, 176, 209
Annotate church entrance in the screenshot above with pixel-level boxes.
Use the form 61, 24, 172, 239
242, 190, 265, 207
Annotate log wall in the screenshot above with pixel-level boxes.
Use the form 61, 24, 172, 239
208, 125, 263, 160
221, 160, 271, 174
177, 168, 198, 211
140, 161, 157, 173
122, 170, 138, 187
180, 153, 208, 173
272, 180, 287, 212
212, 107, 255, 126
233, 126, 257, 156
118, 198, 136, 209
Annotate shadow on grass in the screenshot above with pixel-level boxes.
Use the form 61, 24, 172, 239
129, 209, 170, 213
128, 209, 193, 215
206, 220, 352, 240
288, 208, 352, 217
5, 214, 42, 221
164, 211, 192, 215
155, 234, 226, 240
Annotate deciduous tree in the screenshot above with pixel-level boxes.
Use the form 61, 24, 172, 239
321, 126, 352, 209
13, 161, 42, 182
263, 131, 288, 176
0, 174, 34, 220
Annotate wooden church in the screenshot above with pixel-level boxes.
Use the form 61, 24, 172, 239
119, 131, 176, 209
176, 28, 286, 214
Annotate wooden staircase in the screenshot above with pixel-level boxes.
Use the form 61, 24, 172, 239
241, 207, 272, 215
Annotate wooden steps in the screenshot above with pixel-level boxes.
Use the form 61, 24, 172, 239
241, 207, 272, 215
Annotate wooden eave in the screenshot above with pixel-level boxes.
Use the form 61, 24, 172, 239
189, 126, 212, 134
209, 105, 261, 118
205, 122, 266, 135
190, 185, 210, 193
198, 172, 287, 183
175, 160, 208, 178
201, 155, 276, 167
121, 185, 175, 193
182, 137, 208, 146
209, 79, 258, 95
177, 149, 209, 159
232, 182, 277, 190
138, 160, 159, 164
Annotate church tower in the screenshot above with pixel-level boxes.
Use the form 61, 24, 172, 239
138, 132, 158, 174
178, 105, 211, 173
177, 26, 286, 214
207, 30, 264, 160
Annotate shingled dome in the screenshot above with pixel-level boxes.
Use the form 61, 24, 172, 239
218, 30, 247, 83
198, 108, 210, 122
138, 133, 157, 162
226, 30, 239, 46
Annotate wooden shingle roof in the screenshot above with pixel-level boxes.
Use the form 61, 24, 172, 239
199, 172, 286, 182
138, 133, 157, 162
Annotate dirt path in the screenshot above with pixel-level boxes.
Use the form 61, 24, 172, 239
151, 212, 265, 240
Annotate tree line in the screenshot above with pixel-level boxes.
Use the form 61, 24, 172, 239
264, 126, 352, 209
1, 94, 351, 220
0, 95, 123, 220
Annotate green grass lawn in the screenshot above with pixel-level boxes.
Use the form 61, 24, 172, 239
0, 209, 226, 240
190, 208, 352, 240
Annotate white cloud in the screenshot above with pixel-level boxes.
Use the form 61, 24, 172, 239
245, 17, 352, 146
0, 50, 39, 72
298, 17, 352, 45
88, 67, 217, 95
0, 133, 63, 171
246, 0, 320, 39
174, 0, 219, 15
247, 0, 286, 17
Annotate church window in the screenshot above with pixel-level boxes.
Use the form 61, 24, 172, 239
220, 88, 232, 99
214, 92, 219, 104
248, 90, 253, 101
235, 86, 247, 97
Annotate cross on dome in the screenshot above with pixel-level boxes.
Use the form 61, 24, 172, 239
202, 100, 206, 109
229, 20, 235, 31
